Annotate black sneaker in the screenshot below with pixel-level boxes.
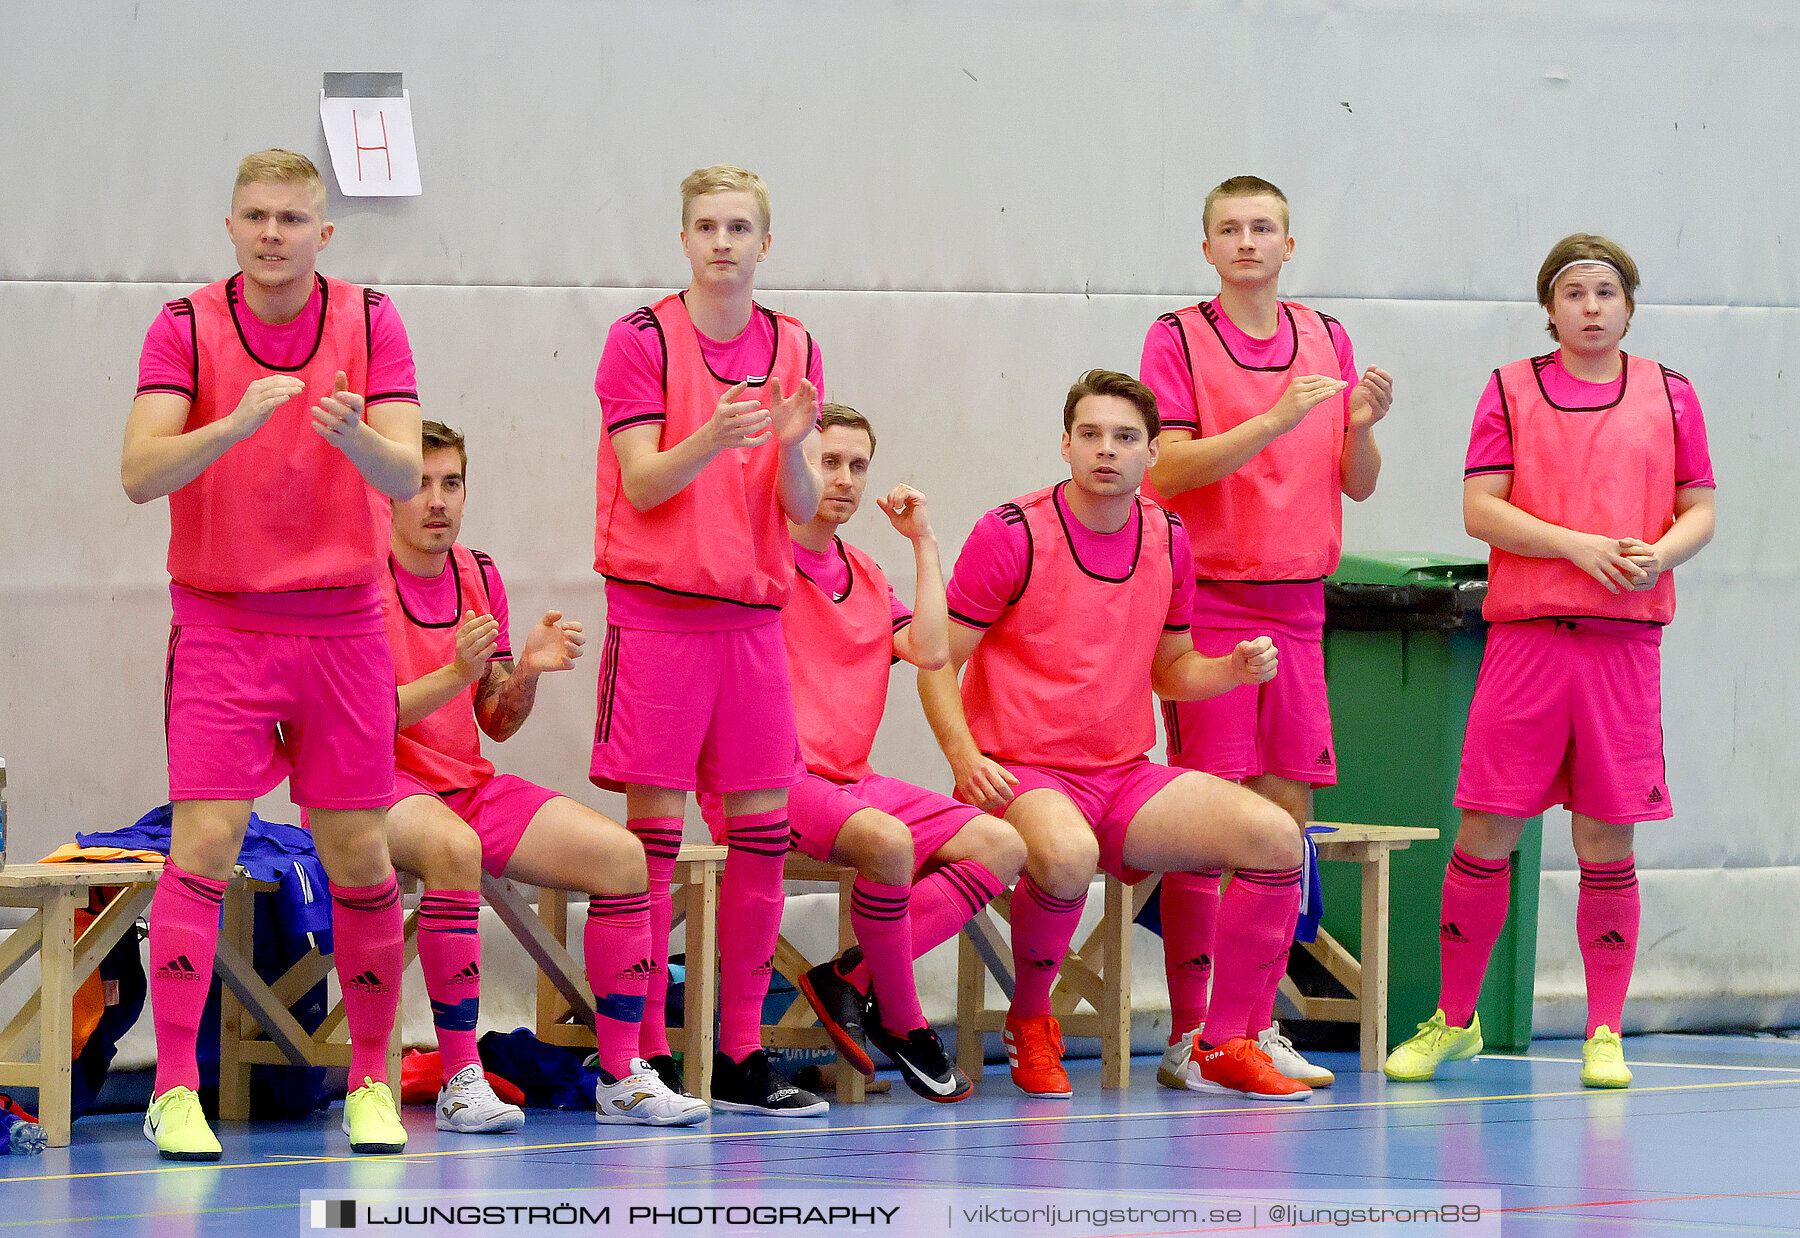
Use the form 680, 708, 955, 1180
865, 1000, 974, 1103
710, 1049, 829, 1118
797, 948, 874, 1077
646, 1053, 692, 1097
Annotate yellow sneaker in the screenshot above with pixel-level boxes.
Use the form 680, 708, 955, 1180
1580, 1026, 1632, 1088
1383, 1010, 1483, 1081
342, 1078, 407, 1153
143, 1086, 221, 1161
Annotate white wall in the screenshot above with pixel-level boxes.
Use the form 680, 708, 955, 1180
2, 0, 1795, 1038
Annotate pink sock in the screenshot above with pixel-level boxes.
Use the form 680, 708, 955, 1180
1247, 878, 1301, 1039
851, 876, 923, 1032
844, 860, 1003, 992
586, 892, 652, 1079
1009, 875, 1086, 1019
1577, 856, 1640, 1037
148, 862, 227, 1097
330, 874, 405, 1089
717, 810, 790, 1062
1203, 866, 1301, 1044
627, 817, 682, 1059
416, 890, 482, 1075
1159, 869, 1222, 1042
1437, 847, 1511, 1028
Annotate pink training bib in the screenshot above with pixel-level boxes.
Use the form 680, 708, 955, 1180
1167, 300, 1346, 581
1486, 352, 1678, 625
594, 294, 812, 611
168, 274, 385, 593
962, 485, 1174, 768
381, 544, 498, 793
784, 538, 894, 783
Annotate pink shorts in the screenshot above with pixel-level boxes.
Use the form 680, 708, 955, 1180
589, 621, 802, 795
996, 757, 1186, 885
1161, 628, 1336, 787
165, 624, 397, 810
1456, 619, 1670, 825
779, 772, 983, 869
392, 771, 561, 877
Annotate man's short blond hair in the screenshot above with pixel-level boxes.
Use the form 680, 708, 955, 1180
1203, 175, 1290, 234
680, 164, 771, 232
820, 403, 875, 456
1536, 233, 1640, 341
233, 149, 327, 215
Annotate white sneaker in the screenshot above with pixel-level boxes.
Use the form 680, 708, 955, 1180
1258, 1022, 1335, 1087
1156, 1029, 1203, 1093
436, 1064, 526, 1133
595, 1058, 710, 1127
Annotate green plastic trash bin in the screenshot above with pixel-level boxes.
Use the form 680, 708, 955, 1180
1312, 551, 1541, 1052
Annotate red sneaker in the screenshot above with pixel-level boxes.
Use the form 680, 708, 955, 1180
1194, 1037, 1313, 1100
1003, 1012, 1072, 1098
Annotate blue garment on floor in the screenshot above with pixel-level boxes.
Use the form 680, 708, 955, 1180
478, 1029, 595, 1111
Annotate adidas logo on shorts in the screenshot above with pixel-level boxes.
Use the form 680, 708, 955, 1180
1647, 786, 1665, 805
1317, 749, 1332, 765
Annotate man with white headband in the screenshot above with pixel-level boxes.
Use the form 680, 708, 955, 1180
1385, 233, 1717, 1090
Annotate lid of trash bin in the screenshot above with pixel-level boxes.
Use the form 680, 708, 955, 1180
1329, 552, 1487, 588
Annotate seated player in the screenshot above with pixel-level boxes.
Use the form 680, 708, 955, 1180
918, 370, 1311, 1101
712, 404, 1025, 1101
381, 421, 707, 1128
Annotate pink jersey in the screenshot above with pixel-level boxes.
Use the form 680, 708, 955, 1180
1142, 300, 1352, 581
784, 538, 911, 783
1463, 352, 1715, 488
954, 485, 1180, 768
1482, 353, 1686, 625
152, 274, 414, 597
380, 544, 513, 792
593, 294, 822, 627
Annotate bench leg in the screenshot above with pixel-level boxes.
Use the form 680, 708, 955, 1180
1100, 876, 1131, 1090
682, 864, 719, 1103
217, 883, 255, 1122
1360, 848, 1391, 1071
35, 889, 78, 1148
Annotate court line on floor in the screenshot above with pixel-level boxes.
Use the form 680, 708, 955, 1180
1487, 1053, 1800, 1073
9, 1073, 1797, 1186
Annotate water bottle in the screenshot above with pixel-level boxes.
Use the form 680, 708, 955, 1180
0, 1110, 46, 1156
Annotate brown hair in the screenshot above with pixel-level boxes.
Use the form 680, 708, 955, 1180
1203, 175, 1290, 233
421, 420, 467, 475
1536, 233, 1640, 341
1063, 369, 1159, 439
680, 164, 771, 231
233, 149, 327, 215
819, 403, 875, 456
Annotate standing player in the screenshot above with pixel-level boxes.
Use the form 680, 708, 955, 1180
122, 150, 420, 1158
1384, 234, 1715, 1089
591, 165, 827, 1117
381, 421, 708, 1129
1138, 175, 1394, 1091
761, 405, 1024, 1102
919, 370, 1312, 1101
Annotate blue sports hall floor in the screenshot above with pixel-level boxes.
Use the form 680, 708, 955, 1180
4, 1033, 1797, 1236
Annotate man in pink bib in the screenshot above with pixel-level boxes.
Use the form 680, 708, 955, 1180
1137, 175, 1394, 1091
591, 165, 828, 1117
380, 421, 708, 1131
738, 404, 1024, 1102
122, 150, 421, 1159
1384, 233, 1715, 1090
920, 370, 1312, 1102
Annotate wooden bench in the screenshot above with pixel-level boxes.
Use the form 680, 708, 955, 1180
953, 821, 1438, 1087
532, 850, 869, 1103
0, 861, 164, 1147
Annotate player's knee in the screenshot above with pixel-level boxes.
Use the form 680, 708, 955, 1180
434, 826, 484, 887
1030, 829, 1099, 893
843, 813, 914, 886
969, 815, 1027, 884
1248, 803, 1305, 872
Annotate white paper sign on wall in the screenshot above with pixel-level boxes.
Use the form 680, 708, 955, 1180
319, 72, 421, 197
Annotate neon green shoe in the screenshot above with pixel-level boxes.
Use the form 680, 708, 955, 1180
143, 1086, 221, 1161
1383, 1010, 1483, 1081
1580, 1026, 1632, 1088
342, 1078, 407, 1153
